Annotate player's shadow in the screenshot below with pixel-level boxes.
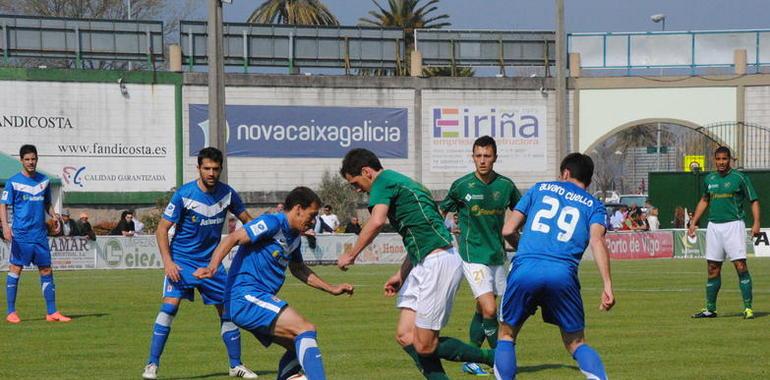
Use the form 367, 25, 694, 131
22, 313, 110, 322
720, 311, 769, 319
518, 363, 579, 374
166, 370, 276, 379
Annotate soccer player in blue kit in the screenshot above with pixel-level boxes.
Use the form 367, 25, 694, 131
142, 147, 257, 379
1, 144, 70, 324
195, 186, 354, 380
494, 153, 615, 380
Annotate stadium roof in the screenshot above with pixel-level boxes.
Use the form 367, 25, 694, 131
0, 152, 62, 186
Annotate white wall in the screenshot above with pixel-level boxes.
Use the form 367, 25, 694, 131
579, 87, 737, 152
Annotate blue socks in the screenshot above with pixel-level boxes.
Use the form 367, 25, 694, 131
40, 273, 56, 314
295, 330, 326, 380
220, 319, 242, 368
573, 344, 607, 380
6, 272, 19, 314
277, 350, 302, 380
493, 340, 516, 379
147, 302, 178, 365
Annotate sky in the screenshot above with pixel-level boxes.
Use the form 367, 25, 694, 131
195, 0, 770, 33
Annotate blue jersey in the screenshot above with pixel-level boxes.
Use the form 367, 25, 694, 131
1, 172, 51, 243
163, 180, 245, 265
515, 181, 606, 267
227, 213, 303, 298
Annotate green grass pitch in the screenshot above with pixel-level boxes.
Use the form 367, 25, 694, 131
1, 259, 769, 379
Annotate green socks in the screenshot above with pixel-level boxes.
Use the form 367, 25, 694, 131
738, 271, 753, 309
482, 317, 499, 348
469, 312, 485, 347
705, 276, 721, 312
436, 337, 495, 366
403, 345, 448, 380
469, 312, 499, 348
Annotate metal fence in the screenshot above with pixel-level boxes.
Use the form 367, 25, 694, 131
569, 29, 770, 75
180, 22, 405, 73
0, 14, 163, 66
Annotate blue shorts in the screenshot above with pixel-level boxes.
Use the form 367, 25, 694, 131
228, 292, 287, 347
163, 261, 227, 305
500, 258, 584, 333
10, 240, 51, 267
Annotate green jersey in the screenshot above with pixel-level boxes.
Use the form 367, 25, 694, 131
369, 170, 453, 264
441, 171, 521, 265
704, 169, 758, 223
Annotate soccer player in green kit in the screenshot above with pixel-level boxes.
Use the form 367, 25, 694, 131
688, 146, 760, 319
440, 136, 520, 376
337, 148, 494, 380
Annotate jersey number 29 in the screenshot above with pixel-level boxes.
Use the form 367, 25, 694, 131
530, 195, 580, 242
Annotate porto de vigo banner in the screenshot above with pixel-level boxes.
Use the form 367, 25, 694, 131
605, 231, 674, 259
0, 81, 176, 192
429, 105, 547, 172
189, 104, 408, 158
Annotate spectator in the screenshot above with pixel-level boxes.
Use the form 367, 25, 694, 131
344, 216, 362, 235
673, 206, 686, 228
450, 213, 461, 235
46, 218, 60, 236
647, 208, 660, 231
444, 213, 457, 232
76, 212, 96, 240
274, 202, 285, 213
227, 217, 238, 234
634, 212, 650, 231
58, 210, 79, 237
131, 210, 145, 234
110, 210, 135, 236
610, 206, 627, 230
318, 204, 339, 233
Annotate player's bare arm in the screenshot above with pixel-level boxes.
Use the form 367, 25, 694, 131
337, 203, 388, 270
750, 200, 760, 236
194, 228, 250, 279
289, 261, 354, 296
687, 196, 710, 237
589, 224, 615, 311
0, 204, 11, 241
155, 218, 182, 282
502, 210, 526, 247
236, 210, 253, 225
383, 257, 413, 297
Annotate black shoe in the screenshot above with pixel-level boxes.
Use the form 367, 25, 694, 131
691, 309, 717, 318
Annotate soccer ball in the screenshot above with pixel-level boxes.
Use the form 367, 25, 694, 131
287, 374, 307, 380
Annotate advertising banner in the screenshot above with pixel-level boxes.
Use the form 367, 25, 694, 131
300, 233, 407, 264
605, 231, 674, 259
754, 228, 770, 257
189, 104, 408, 158
672, 230, 707, 258
49, 237, 95, 269
0, 81, 176, 192
0, 237, 94, 270
94, 236, 163, 269
429, 105, 547, 172
673, 229, 757, 258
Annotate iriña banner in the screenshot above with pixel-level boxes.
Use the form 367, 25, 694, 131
189, 104, 408, 158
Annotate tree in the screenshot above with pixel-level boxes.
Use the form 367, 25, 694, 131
359, 0, 450, 75
248, 0, 339, 25
0, 0, 195, 70
315, 170, 364, 226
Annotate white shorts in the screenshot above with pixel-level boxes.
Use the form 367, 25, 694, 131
462, 261, 507, 298
706, 220, 747, 262
396, 247, 463, 330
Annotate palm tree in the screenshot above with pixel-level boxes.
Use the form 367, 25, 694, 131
248, 0, 340, 25
359, 0, 450, 75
